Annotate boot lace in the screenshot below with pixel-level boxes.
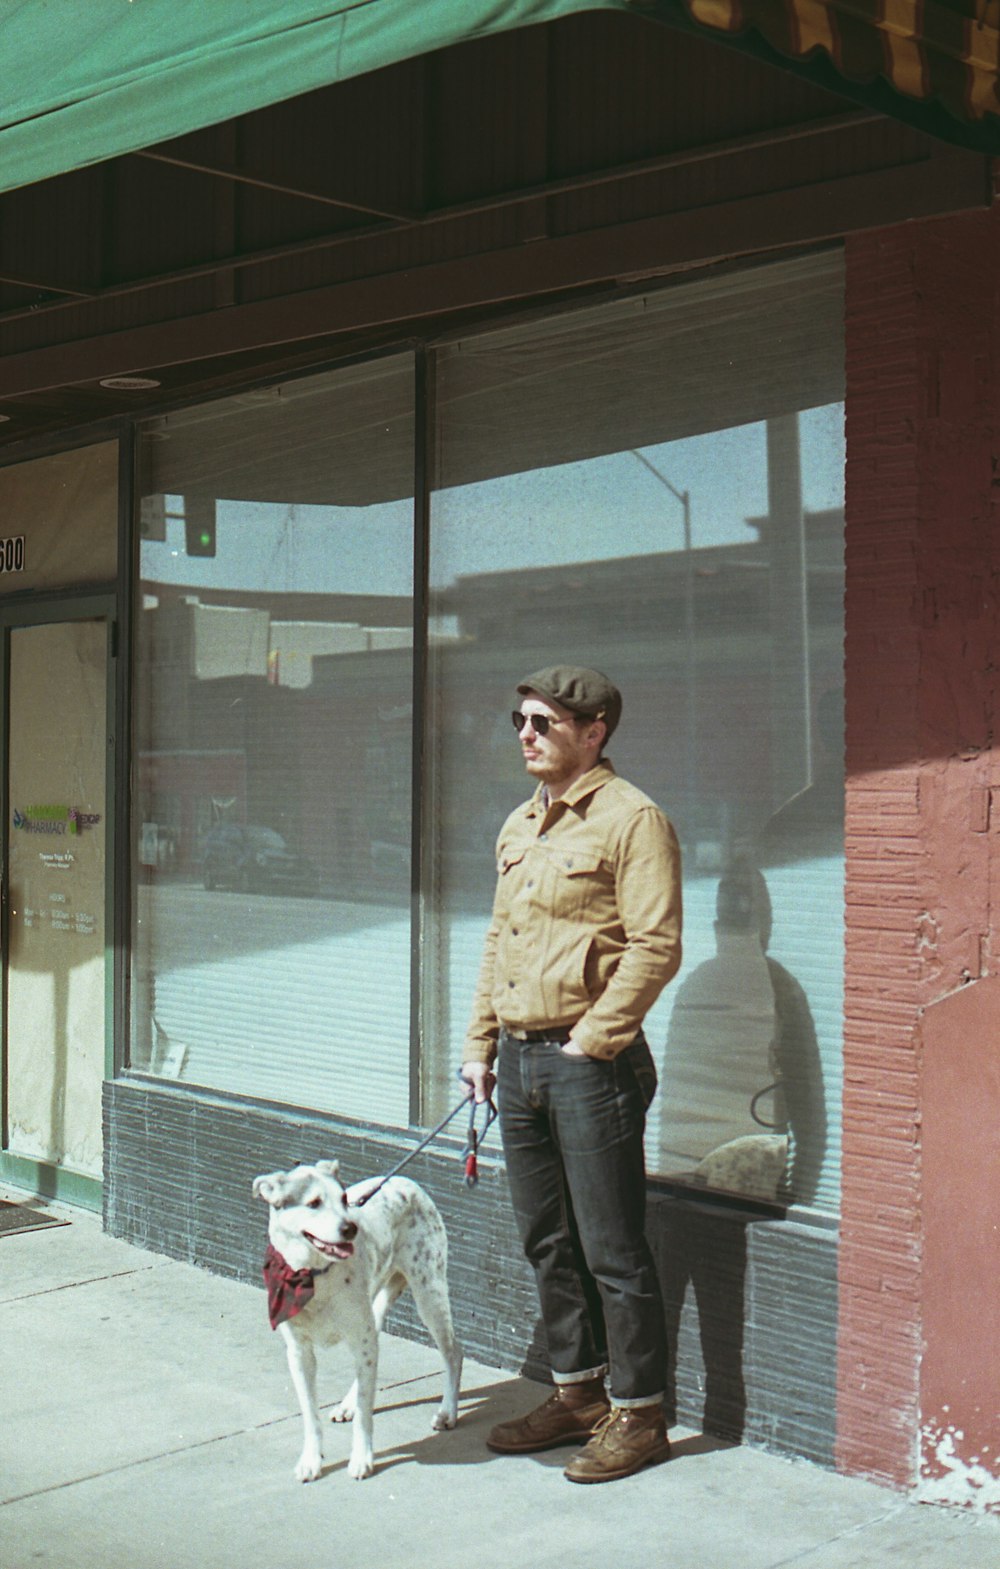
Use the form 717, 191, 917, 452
589, 1408, 621, 1441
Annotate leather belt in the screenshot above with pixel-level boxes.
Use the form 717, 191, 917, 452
501, 1025, 574, 1044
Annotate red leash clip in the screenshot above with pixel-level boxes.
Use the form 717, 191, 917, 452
458, 1073, 497, 1188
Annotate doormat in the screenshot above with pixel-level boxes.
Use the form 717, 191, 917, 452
0, 1200, 70, 1237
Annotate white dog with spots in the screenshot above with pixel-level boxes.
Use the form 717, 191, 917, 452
253, 1160, 462, 1481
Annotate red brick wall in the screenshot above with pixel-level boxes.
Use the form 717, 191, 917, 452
841, 202, 1000, 1493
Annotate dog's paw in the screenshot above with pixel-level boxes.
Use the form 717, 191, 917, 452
294, 1451, 323, 1483
329, 1397, 356, 1424
432, 1407, 458, 1431
347, 1450, 374, 1480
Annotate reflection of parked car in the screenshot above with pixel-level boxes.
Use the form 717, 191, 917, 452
202, 825, 318, 894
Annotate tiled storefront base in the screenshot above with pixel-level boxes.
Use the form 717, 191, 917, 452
104, 1079, 836, 1466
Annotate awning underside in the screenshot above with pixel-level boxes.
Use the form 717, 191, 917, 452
0, 0, 997, 202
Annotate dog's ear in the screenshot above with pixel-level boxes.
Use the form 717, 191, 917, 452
314, 1159, 340, 1180
252, 1170, 289, 1204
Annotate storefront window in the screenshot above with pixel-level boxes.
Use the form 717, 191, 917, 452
425, 252, 844, 1212
129, 253, 844, 1211
130, 356, 416, 1124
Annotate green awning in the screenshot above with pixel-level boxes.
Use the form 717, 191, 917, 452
0, 0, 997, 201
0, 0, 621, 196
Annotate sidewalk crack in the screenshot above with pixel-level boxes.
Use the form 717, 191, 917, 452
764, 1502, 912, 1567
0, 1263, 164, 1306
0, 1419, 286, 1507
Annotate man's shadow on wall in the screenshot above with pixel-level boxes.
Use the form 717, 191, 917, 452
649, 857, 829, 1441
515, 1206, 749, 1442
513, 1202, 748, 1443
652, 1198, 749, 1440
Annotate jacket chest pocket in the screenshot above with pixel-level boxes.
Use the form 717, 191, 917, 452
549, 848, 610, 917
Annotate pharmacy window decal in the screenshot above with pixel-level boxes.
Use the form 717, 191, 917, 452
13, 805, 102, 835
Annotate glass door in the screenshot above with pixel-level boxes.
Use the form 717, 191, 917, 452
1, 608, 113, 1205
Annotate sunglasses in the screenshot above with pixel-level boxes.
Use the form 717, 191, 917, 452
511, 710, 592, 737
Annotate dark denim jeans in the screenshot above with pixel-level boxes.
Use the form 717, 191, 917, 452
496, 1028, 666, 1405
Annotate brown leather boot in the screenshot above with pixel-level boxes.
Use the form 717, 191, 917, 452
563, 1404, 671, 1482
486, 1378, 611, 1454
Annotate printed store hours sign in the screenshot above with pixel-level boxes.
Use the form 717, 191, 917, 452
13, 804, 101, 836
22, 891, 97, 935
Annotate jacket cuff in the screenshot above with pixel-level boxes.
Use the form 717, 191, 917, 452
462, 1036, 497, 1067
571, 1017, 629, 1061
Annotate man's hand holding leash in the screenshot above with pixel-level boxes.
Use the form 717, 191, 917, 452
460, 1060, 495, 1104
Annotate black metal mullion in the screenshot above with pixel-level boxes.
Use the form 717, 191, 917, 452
407, 350, 433, 1126
112, 425, 137, 1079
0, 620, 10, 1150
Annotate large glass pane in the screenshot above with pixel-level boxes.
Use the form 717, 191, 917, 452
6, 619, 108, 1179
131, 356, 416, 1125
426, 253, 844, 1212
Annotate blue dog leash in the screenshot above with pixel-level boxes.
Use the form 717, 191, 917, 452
350, 1073, 497, 1207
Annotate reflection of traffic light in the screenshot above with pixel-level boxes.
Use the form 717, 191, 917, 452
184, 496, 216, 557
139, 494, 167, 541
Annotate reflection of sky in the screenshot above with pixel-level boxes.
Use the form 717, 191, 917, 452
141, 405, 844, 598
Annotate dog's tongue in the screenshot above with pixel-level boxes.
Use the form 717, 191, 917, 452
304, 1231, 354, 1260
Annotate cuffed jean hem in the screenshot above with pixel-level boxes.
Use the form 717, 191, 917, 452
552, 1365, 608, 1387
611, 1392, 665, 1411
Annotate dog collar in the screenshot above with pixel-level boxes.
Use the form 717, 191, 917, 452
262, 1242, 333, 1330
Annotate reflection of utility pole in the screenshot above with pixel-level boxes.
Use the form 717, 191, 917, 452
630, 450, 696, 818
765, 415, 811, 811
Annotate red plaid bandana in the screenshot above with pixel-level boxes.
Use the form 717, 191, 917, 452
263, 1242, 327, 1330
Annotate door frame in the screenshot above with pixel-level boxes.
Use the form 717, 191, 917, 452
0, 589, 117, 1210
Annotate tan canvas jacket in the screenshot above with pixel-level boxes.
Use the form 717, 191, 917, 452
464, 760, 682, 1065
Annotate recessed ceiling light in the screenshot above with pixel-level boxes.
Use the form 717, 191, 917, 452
99, 374, 161, 391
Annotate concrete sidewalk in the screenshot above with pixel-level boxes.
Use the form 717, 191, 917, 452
1, 1188, 996, 1569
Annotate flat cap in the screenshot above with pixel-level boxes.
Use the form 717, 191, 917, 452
517, 665, 622, 738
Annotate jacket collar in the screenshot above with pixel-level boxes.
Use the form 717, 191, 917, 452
526, 758, 616, 818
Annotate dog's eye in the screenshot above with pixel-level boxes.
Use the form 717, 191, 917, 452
307, 1196, 322, 1209
341, 1193, 349, 1209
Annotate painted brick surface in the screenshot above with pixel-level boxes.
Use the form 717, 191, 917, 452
105, 1080, 837, 1464
841, 206, 1000, 1499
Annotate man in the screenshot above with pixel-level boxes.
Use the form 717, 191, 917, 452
462, 666, 682, 1483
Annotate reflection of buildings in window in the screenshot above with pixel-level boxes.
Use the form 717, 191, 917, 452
432, 505, 843, 848
134, 517, 843, 899
757, 687, 844, 867
658, 863, 824, 1204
